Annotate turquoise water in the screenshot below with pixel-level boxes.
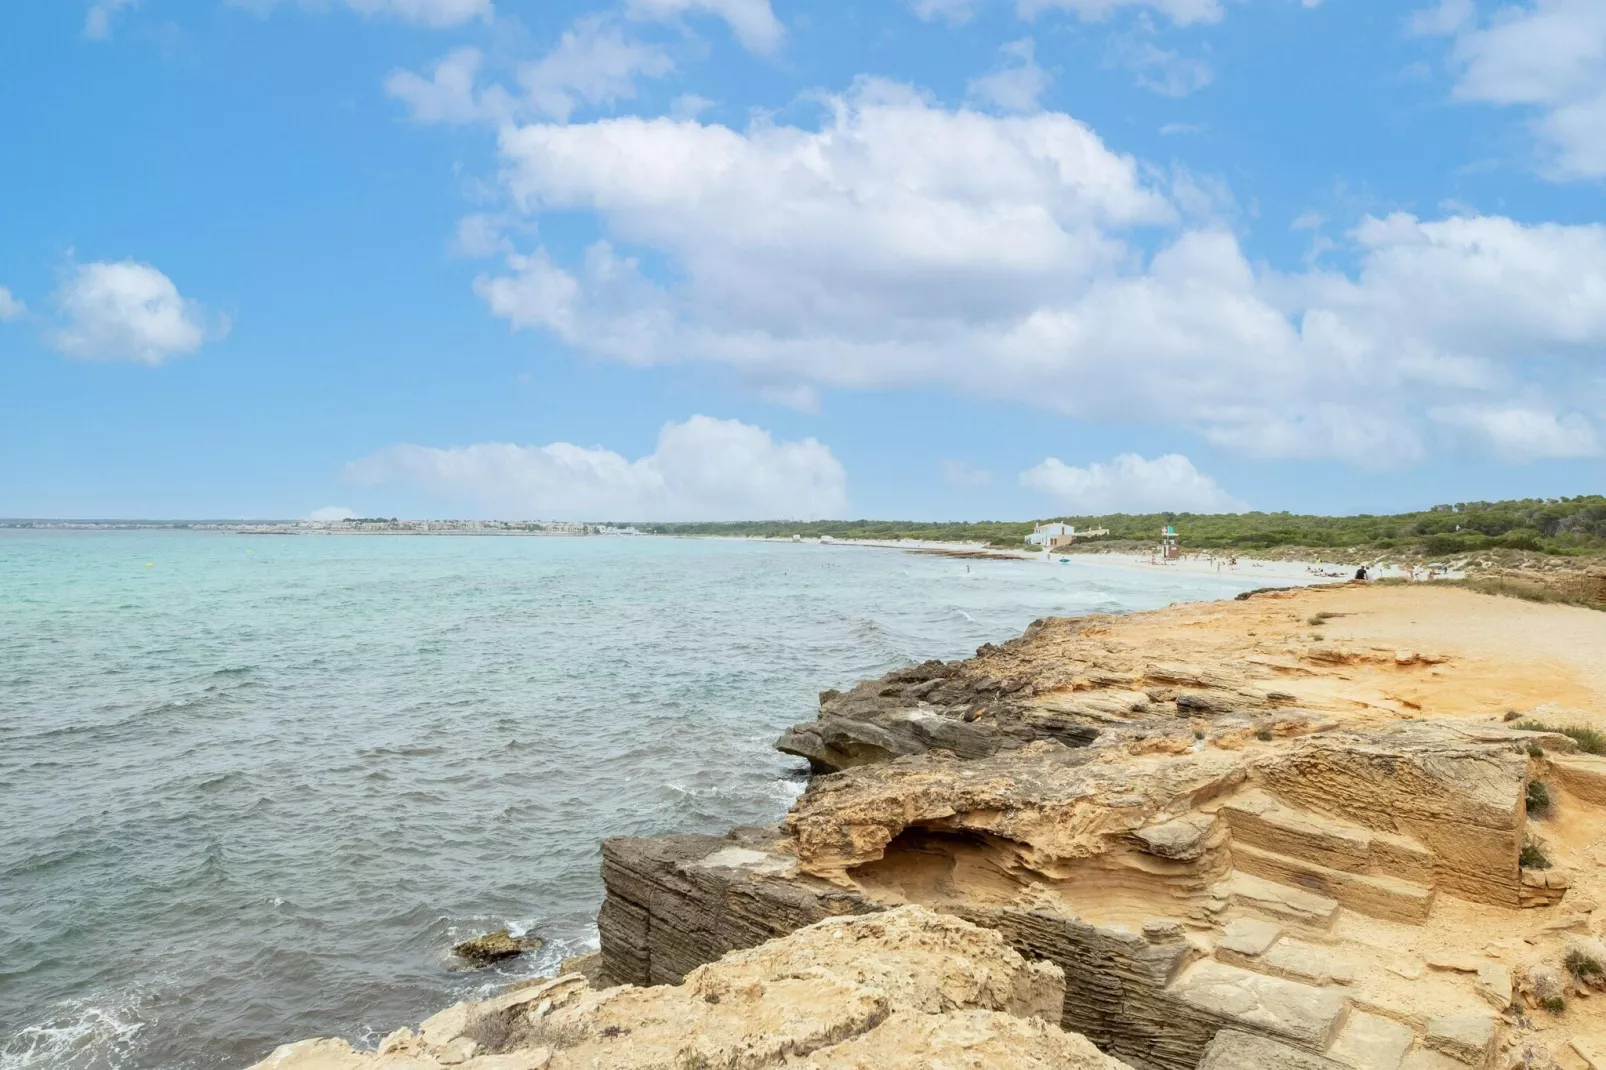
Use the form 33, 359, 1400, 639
0, 532, 1288, 1069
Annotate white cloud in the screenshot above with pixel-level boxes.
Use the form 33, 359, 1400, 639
519, 18, 675, 121
1106, 36, 1215, 97
967, 38, 1052, 113
468, 82, 1606, 468
670, 93, 715, 120
1022, 0, 1226, 27
1020, 453, 1246, 513
1407, 0, 1474, 36
85, 0, 138, 39
306, 505, 358, 522
625, 0, 784, 53
230, 0, 491, 27
345, 416, 847, 521
1416, 0, 1606, 179
386, 47, 507, 125
941, 459, 994, 487
0, 286, 25, 321
453, 213, 516, 258
52, 260, 225, 365
1429, 405, 1601, 461
387, 20, 674, 126
910, 0, 982, 22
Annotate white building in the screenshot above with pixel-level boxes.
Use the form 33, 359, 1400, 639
1026, 522, 1075, 548
1026, 522, 1110, 550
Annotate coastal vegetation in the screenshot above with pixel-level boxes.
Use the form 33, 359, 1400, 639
640, 495, 1606, 558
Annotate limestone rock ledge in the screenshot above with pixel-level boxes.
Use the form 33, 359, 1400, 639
247, 906, 1131, 1070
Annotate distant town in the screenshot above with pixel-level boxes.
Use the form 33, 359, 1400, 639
0, 518, 638, 536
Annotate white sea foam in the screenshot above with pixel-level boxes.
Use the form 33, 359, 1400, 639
0, 995, 146, 1070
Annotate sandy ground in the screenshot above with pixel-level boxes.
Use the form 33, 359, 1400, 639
732, 535, 1465, 584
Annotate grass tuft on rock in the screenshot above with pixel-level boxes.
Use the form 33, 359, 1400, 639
1526, 781, 1551, 816
1566, 949, 1604, 982
1519, 842, 1552, 870
1515, 720, 1606, 756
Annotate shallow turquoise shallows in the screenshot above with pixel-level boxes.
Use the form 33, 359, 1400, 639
0, 531, 1283, 1069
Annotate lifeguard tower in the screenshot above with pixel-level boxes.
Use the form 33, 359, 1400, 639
1161, 524, 1181, 561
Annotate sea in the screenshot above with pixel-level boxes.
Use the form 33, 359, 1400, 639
0, 531, 1293, 1069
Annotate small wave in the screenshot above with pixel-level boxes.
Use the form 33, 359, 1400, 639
0, 994, 146, 1070
361, 745, 445, 758
209, 666, 253, 678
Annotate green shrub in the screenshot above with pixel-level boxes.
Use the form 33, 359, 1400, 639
1526, 781, 1551, 815
1565, 949, 1604, 982
1520, 842, 1551, 870
1255, 728, 1273, 742
1541, 996, 1566, 1015
1516, 720, 1606, 756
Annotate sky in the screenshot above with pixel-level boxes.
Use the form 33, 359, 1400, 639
1, 0, 1604, 522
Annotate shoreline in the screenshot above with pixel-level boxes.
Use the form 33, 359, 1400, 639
251, 581, 1606, 1069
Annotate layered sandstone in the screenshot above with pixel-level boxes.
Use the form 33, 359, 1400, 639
248, 907, 1127, 1070
603, 585, 1606, 1070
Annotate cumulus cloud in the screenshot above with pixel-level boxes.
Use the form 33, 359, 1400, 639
967, 39, 1052, 113
1414, 0, 1606, 180
229, 0, 491, 27
85, 0, 138, 39
387, 19, 674, 126
0, 286, 25, 321
306, 505, 358, 522
519, 18, 675, 121
1021, 453, 1246, 513
52, 260, 225, 365
625, 0, 784, 53
465, 81, 1606, 468
345, 416, 847, 521
386, 48, 505, 125
1429, 405, 1601, 461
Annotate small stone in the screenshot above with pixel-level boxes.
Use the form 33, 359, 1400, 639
453, 930, 545, 966
1218, 918, 1281, 958
436, 1036, 476, 1065
375, 1028, 416, 1056
1424, 1012, 1497, 1065
1571, 1038, 1606, 1070
1424, 951, 1483, 973
1476, 962, 1513, 1009
1143, 918, 1187, 944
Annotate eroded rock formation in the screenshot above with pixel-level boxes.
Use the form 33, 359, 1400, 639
602, 585, 1606, 1070
256, 583, 1606, 1070
248, 907, 1127, 1070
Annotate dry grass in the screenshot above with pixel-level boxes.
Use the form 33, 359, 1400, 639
1516, 720, 1606, 756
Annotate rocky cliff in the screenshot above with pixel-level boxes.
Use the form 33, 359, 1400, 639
258, 583, 1606, 1070
600, 584, 1606, 1070
249, 906, 1128, 1069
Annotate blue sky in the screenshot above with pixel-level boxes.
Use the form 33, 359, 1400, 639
2, 0, 1603, 521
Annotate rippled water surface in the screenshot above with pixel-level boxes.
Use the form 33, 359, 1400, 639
0, 531, 1288, 1069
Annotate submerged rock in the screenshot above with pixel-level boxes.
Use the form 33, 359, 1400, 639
453, 931, 544, 966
